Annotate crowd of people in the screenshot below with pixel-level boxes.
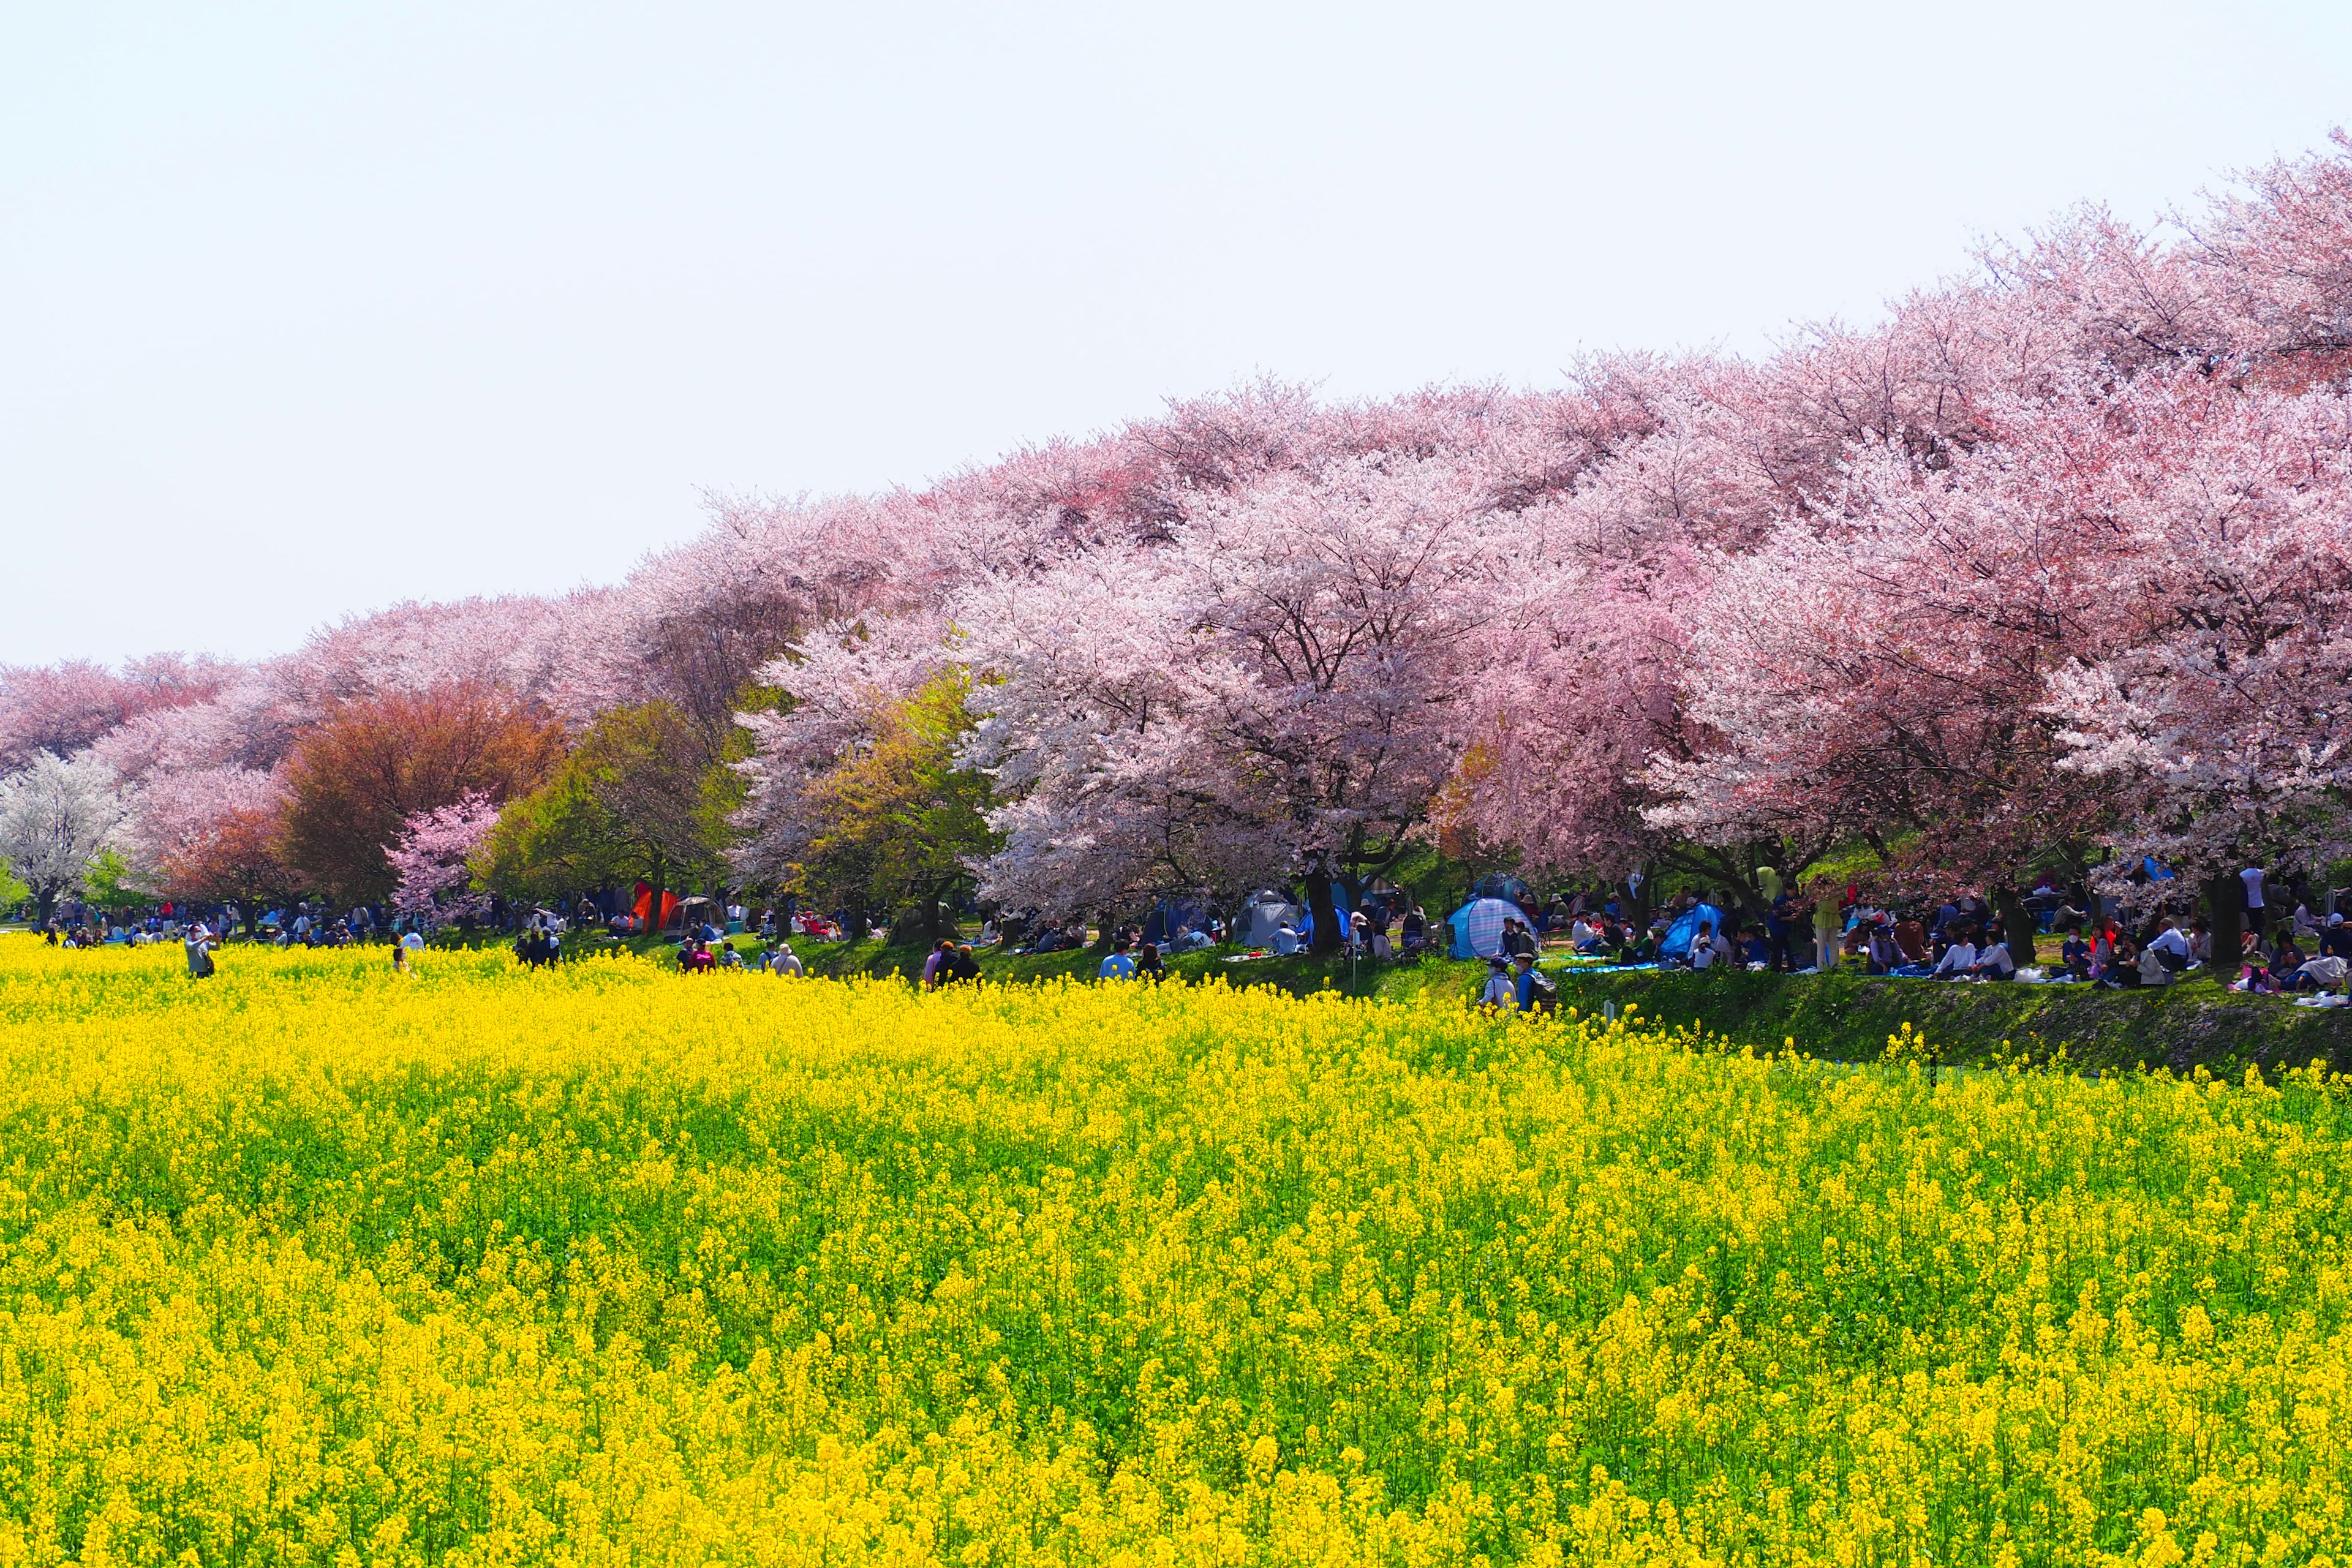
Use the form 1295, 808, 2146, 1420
27, 861, 2351, 1008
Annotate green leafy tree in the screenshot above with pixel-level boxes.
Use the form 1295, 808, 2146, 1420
790, 671, 1000, 944
83, 848, 149, 915
481, 701, 729, 927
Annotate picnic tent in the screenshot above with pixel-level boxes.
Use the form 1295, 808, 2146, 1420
1237, 890, 1303, 947
1469, 873, 1532, 908
1447, 896, 1522, 959
1660, 902, 1724, 963
1143, 894, 1213, 946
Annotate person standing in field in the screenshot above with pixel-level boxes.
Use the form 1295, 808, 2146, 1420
183, 922, 216, 979
769, 941, 804, 977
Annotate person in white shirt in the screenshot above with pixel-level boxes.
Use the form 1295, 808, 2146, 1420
2146, 919, 2192, 963
1689, 921, 1719, 970
1272, 924, 1300, 955
2241, 866, 2267, 933
1932, 937, 1978, 978
1968, 931, 2016, 981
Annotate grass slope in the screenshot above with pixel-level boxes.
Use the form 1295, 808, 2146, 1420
752, 935, 2352, 1076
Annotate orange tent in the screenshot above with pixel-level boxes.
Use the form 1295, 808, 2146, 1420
632, 883, 680, 930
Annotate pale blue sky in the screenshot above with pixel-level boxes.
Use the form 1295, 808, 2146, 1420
6, 0, 2351, 665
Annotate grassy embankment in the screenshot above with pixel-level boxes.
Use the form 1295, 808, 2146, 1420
694, 932, 2352, 1077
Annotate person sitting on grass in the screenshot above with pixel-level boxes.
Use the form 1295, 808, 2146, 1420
1930, 930, 1978, 979
1740, 928, 1771, 967
2060, 931, 2092, 981
2145, 917, 2193, 976
1689, 920, 1724, 970
1099, 939, 1137, 981
1272, 923, 1301, 956
2321, 913, 2352, 960
1967, 925, 2016, 981
2291, 951, 2349, 993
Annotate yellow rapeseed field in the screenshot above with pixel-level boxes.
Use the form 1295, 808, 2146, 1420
0, 938, 2346, 1567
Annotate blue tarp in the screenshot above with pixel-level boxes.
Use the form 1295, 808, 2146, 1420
1660, 902, 1725, 963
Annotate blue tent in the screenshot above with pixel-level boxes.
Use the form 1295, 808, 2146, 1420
1448, 897, 1521, 959
1660, 902, 1724, 964
1142, 895, 1212, 946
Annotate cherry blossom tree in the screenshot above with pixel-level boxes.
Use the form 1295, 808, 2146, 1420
0, 655, 235, 772
386, 793, 501, 926
962, 452, 1505, 945
2043, 375, 2352, 960
117, 765, 296, 930
0, 751, 124, 926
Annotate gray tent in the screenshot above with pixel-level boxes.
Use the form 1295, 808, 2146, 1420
1238, 889, 1304, 947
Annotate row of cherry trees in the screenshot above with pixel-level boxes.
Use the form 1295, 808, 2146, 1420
6, 137, 2349, 946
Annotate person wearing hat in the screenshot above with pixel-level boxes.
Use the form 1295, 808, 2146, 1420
1512, 950, 1541, 1011
2321, 913, 2352, 961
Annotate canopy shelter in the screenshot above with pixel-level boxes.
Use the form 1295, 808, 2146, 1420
668, 895, 718, 932
1447, 897, 1521, 959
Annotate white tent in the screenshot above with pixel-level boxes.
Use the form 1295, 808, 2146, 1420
1238, 889, 1303, 947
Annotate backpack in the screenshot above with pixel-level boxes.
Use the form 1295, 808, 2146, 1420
1527, 967, 1558, 1010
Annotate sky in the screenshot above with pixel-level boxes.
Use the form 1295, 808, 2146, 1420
6, 0, 2352, 668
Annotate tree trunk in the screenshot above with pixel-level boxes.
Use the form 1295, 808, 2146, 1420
2203, 873, 2244, 984
35, 887, 57, 929
1090, 911, 1117, 954
1991, 886, 2038, 969
646, 860, 666, 937
1303, 869, 1343, 956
